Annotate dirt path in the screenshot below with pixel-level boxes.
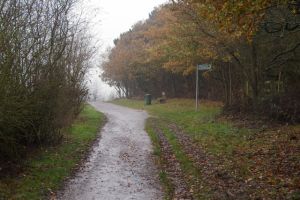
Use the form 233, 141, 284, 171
58, 102, 163, 200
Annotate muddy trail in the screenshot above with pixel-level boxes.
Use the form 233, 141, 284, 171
58, 102, 163, 200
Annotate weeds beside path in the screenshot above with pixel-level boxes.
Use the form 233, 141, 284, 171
0, 104, 105, 200
112, 98, 300, 199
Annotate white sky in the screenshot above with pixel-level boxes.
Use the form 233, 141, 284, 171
80, 0, 167, 100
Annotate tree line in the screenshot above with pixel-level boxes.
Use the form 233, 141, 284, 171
0, 0, 94, 160
102, 0, 300, 122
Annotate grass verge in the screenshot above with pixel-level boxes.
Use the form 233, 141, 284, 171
112, 98, 245, 156
145, 119, 173, 199
0, 104, 105, 200
112, 98, 300, 199
158, 120, 209, 199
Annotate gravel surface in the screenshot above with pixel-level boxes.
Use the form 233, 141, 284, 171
58, 101, 163, 200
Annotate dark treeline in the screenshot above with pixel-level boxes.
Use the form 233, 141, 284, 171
0, 0, 93, 160
102, 0, 300, 122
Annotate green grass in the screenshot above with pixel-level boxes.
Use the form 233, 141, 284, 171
113, 99, 226, 198
0, 104, 105, 200
112, 98, 252, 198
112, 98, 251, 156
111, 98, 145, 110
158, 121, 211, 199
113, 98, 300, 199
146, 119, 173, 199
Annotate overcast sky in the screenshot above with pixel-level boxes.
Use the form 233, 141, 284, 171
80, 0, 167, 100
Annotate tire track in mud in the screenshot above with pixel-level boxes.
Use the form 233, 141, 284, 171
148, 119, 193, 199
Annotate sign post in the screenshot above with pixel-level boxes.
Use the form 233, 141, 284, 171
196, 66, 199, 111
195, 64, 212, 111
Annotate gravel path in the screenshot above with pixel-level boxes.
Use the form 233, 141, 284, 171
58, 102, 163, 200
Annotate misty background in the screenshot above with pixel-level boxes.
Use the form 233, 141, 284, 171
78, 0, 167, 101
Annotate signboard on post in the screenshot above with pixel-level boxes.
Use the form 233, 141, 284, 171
195, 63, 212, 111
197, 64, 212, 71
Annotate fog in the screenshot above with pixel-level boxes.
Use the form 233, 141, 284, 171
79, 0, 167, 101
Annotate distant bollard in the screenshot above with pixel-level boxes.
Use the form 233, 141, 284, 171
144, 94, 152, 105
158, 91, 166, 104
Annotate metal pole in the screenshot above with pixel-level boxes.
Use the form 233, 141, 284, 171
195, 66, 199, 111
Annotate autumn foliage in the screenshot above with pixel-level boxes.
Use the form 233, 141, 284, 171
102, 1, 300, 122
